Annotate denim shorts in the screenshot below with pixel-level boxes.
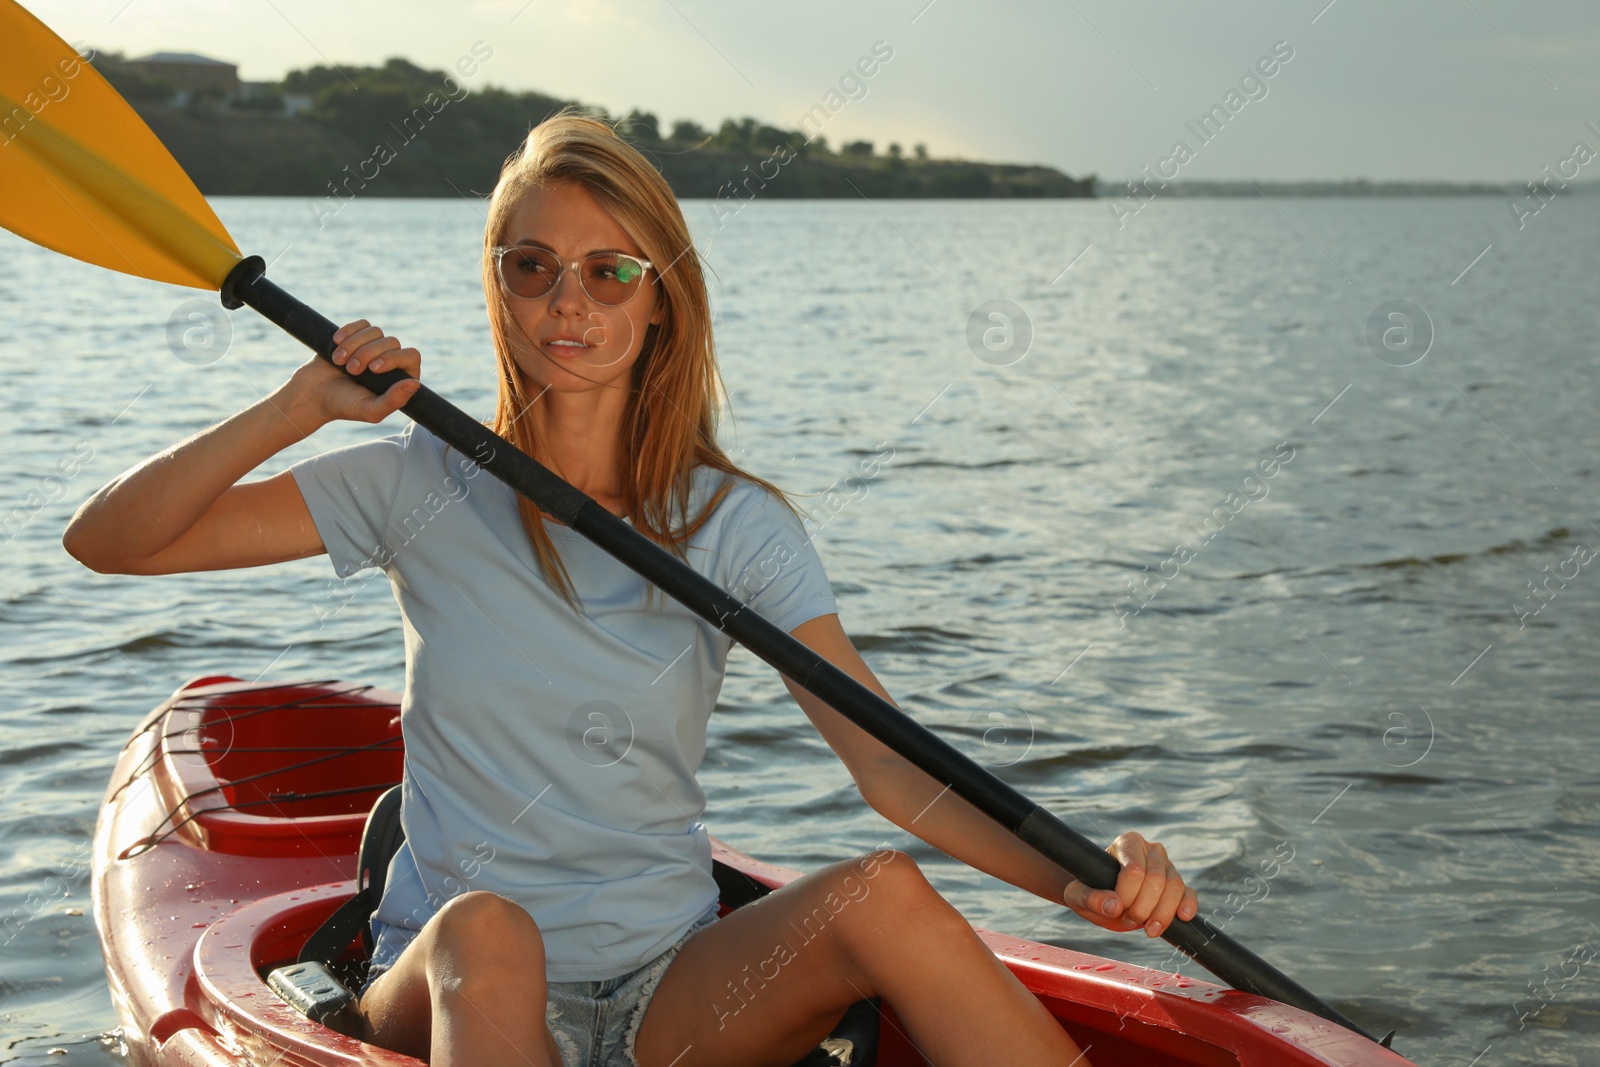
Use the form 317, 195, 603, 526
359, 906, 720, 1067
545, 906, 720, 1067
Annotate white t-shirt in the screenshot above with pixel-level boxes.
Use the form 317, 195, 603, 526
289, 423, 837, 980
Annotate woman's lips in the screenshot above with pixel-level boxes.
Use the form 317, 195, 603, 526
545, 339, 592, 358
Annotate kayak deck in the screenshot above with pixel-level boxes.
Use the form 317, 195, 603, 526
91, 678, 1414, 1066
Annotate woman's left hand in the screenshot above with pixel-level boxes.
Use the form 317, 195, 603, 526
1061, 831, 1199, 937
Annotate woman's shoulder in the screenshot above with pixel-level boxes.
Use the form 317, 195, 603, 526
689, 466, 805, 544
692, 466, 784, 515
394, 423, 496, 482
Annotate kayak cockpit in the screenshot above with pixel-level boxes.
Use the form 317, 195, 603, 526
93, 678, 1412, 1066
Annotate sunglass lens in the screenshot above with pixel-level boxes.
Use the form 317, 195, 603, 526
500, 247, 558, 298
582, 254, 644, 305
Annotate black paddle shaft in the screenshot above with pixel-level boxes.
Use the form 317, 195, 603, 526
219, 256, 1382, 1044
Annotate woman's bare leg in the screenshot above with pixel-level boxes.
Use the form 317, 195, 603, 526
355, 891, 565, 1066
635, 850, 1086, 1067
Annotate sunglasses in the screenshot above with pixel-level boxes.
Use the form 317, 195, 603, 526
489, 246, 654, 306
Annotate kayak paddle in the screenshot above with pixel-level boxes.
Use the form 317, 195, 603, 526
0, 0, 1392, 1046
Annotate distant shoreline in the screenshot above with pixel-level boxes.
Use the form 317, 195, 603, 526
128, 101, 1094, 202
1099, 178, 1600, 197
96, 52, 1576, 204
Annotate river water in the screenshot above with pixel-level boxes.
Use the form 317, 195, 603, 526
2, 195, 1597, 1065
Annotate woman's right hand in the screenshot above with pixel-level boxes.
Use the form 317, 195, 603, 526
287, 319, 424, 427
65, 319, 426, 575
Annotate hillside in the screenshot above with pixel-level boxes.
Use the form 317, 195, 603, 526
96, 53, 1094, 200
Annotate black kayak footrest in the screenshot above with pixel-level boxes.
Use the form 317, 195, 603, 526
267, 961, 362, 1038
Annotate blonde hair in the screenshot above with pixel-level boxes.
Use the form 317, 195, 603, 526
481, 107, 793, 610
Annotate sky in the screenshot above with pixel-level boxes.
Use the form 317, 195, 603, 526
29, 0, 1600, 183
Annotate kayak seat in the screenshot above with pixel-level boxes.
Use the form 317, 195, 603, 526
292, 787, 880, 1066
296, 782, 404, 965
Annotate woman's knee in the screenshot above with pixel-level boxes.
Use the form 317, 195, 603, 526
791, 850, 967, 990
426, 891, 546, 981
827, 850, 961, 931
851, 850, 942, 905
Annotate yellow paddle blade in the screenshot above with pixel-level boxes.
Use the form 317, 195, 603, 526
0, 0, 241, 290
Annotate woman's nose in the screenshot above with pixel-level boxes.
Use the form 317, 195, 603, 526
547, 263, 588, 311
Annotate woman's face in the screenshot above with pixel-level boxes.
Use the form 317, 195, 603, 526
494, 181, 664, 397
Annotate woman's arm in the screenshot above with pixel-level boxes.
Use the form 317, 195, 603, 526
63, 320, 422, 574
783, 613, 1199, 938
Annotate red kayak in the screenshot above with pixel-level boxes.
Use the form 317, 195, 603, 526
92, 677, 1414, 1066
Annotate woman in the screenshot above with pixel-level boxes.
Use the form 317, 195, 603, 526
65, 111, 1198, 1067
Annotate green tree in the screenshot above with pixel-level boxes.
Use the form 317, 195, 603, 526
669, 119, 708, 142
754, 124, 794, 154
280, 63, 348, 96
713, 116, 757, 152
619, 109, 660, 142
